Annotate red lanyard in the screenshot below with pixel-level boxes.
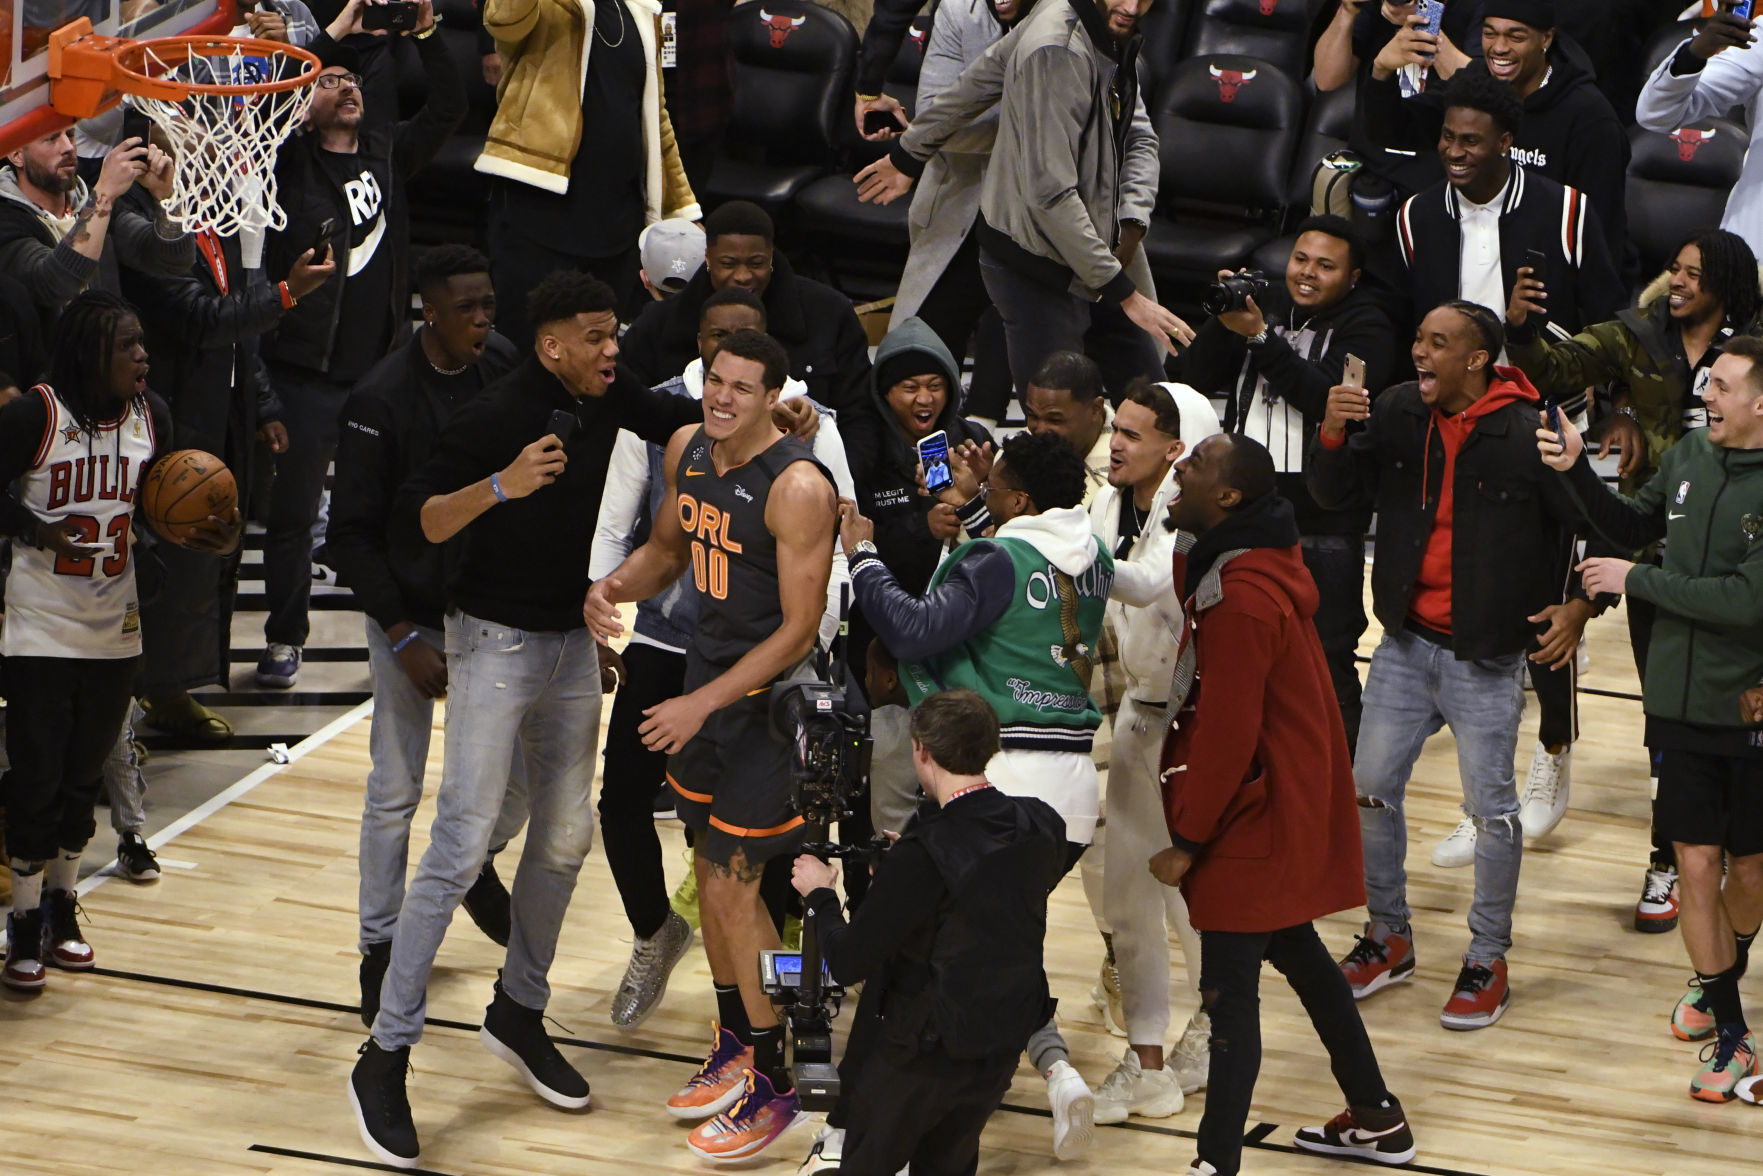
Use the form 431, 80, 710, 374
195, 228, 228, 295
947, 782, 993, 802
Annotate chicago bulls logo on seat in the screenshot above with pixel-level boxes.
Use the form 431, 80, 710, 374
756, 7, 807, 47
1209, 63, 1259, 103
1670, 126, 1717, 162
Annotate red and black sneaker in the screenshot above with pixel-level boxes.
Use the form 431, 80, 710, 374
1292, 1098, 1417, 1166
1441, 958, 1510, 1030
41, 889, 94, 970
3, 909, 48, 991
1339, 926, 1415, 1000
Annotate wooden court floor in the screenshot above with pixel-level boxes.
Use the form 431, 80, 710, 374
3, 606, 1760, 1176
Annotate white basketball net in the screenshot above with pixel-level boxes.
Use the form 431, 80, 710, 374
126, 42, 316, 237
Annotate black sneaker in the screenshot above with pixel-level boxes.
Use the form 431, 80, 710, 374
3, 909, 47, 991
347, 1039, 419, 1169
1292, 1097, 1417, 1165
462, 861, 512, 947
117, 832, 160, 883
359, 941, 391, 1029
479, 976, 591, 1109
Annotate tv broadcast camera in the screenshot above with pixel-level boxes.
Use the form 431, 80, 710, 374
759, 589, 876, 1110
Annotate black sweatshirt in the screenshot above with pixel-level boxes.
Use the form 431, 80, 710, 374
394, 354, 699, 632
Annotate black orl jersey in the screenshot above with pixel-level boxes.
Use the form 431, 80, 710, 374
675, 426, 831, 670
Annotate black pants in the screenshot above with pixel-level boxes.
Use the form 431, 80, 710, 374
2, 655, 140, 863
490, 218, 643, 349
1527, 637, 1577, 751
1628, 566, 1675, 865
1300, 536, 1368, 757
1198, 922, 1389, 1176
979, 248, 1163, 403
834, 1043, 1017, 1176
599, 642, 685, 940
263, 362, 351, 648
913, 232, 1013, 421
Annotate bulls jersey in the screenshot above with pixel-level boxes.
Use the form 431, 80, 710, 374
674, 426, 830, 669
3, 386, 159, 660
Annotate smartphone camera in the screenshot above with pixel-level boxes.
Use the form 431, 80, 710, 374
362, 0, 422, 33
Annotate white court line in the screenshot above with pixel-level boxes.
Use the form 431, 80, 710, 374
75, 700, 375, 901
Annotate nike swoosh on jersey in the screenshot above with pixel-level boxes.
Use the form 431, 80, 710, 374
685, 468, 707, 477
1668, 512, 1687, 521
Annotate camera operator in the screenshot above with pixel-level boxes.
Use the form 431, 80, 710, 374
790, 689, 1067, 1176
1179, 216, 1392, 753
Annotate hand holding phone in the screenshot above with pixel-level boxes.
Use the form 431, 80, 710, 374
546, 408, 578, 448
916, 430, 954, 495
307, 217, 338, 267
1547, 402, 1564, 443
862, 108, 905, 136
1342, 353, 1367, 390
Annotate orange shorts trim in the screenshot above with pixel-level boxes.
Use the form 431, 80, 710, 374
667, 773, 713, 804
707, 814, 806, 839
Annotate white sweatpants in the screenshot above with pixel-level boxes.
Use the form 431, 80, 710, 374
1104, 697, 1203, 1046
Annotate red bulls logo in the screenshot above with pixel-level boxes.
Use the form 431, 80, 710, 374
757, 7, 806, 47
1670, 126, 1716, 162
1259, 0, 1279, 14
1209, 63, 1259, 103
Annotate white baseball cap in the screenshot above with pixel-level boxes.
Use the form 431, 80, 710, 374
639, 219, 707, 294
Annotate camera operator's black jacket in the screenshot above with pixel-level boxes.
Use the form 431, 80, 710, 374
804, 787, 1066, 1063
1178, 282, 1395, 536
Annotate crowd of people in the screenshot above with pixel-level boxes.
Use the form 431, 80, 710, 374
2, 0, 1763, 1175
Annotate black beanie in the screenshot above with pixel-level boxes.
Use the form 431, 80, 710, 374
876, 350, 948, 397
1481, 0, 1557, 30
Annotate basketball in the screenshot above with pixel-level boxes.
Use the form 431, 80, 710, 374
140, 449, 238, 547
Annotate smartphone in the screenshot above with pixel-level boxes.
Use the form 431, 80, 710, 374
120, 103, 153, 148
1415, 0, 1445, 37
307, 216, 337, 266
1524, 247, 1549, 277
1547, 402, 1564, 442
1707, 1, 1756, 18
546, 408, 577, 446
862, 108, 904, 135
916, 429, 953, 494
361, 0, 422, 32
1342, 353, 1366, 390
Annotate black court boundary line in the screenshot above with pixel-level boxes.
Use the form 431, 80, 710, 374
97, 967, 1491, 1176
1351, 653, 1644, 704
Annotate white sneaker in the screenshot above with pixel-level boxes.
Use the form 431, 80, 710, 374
1431, 815, 1477, 868
796, 1124, 843, 1174
1093, 1048, 1184, 1124
1045, 1059, 1094, 1161
1519, 742, 1571, 843
1170, 1006, 1210, 1093
1184, 1163, 1219, 1176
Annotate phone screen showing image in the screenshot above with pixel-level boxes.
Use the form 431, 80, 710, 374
917, 430, 954, 494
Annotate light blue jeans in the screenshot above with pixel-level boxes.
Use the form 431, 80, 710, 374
358, 619, 531, 952
372, 611, 603, 1049
1354, 631, 1525, 962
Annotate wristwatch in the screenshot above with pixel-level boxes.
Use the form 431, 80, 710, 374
849, 540, 879, 559
1616, 405, 1639, 422
1246, 328, 1269, 347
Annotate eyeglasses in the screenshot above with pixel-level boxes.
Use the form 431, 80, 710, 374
316, 73, 364, 90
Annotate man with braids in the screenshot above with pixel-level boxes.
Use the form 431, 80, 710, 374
0, 291, 241, 993
839, 429, 1115, 1161
1508, 227, 1763, 933
1307, 300, 1592, 1032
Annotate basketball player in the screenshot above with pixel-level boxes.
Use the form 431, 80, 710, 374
0, 291, 240, 993
585, 329, 838, 1161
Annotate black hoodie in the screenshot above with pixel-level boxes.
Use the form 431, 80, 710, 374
1182, 492, 1303, 602
1356, 56, 1629, 271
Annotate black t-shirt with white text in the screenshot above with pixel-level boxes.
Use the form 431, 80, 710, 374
319, 147, 396, 381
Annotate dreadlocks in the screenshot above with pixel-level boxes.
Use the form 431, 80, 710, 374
1678, 229, 1761, 331
47, 290, 141, 437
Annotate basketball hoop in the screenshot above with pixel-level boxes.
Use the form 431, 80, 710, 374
48, 18, 321, 236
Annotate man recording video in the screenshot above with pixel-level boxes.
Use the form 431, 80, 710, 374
791, 689, 1066, 1176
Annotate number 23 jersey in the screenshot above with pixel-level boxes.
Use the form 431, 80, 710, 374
4, 386, 160, 660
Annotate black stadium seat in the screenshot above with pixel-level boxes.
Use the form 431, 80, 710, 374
706, 1, 858, 211
1136, 0, 1196, 102
1142, 54, 1305, 296
1185, 0, 1325, 81
1285, 81, 1355, 208
1625, 117, 1747, 277
793, 11, 929, 296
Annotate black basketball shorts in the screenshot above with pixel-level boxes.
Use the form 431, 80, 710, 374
666, 684, 805, 868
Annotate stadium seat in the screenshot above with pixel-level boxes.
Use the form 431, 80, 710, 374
1285, 81, 1355, 209
1639, 19, 1697, 83
706, 1, 858, 211
793, 11, 929, 297
1625, 117, 1747, 277
1141, 54, 1305, 298
1137, 0, 1196, 103
1185, 0, 1326, 81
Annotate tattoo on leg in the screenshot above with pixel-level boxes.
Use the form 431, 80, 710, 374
727, 847, 766, 885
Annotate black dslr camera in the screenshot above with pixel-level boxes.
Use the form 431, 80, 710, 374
760, 653, 875, 1110
1202, 269, 1271, 316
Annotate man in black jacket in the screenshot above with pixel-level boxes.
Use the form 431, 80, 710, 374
1179, 215, 1395, 752
618, 201, 873, 415
1360, 0, 1629, 268
324, 245, 530, 1033
1307, 300, 1589, 1035
255, 0, 464, 690
791, 688, 1066, 1176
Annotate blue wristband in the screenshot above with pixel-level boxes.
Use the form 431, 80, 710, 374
391, 631, 420, 654
491, 472, 508, 503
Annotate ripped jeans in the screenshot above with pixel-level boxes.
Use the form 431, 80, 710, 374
1354, 629, 1525, 962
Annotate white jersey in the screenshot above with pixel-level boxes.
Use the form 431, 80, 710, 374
3, 386, 158, 660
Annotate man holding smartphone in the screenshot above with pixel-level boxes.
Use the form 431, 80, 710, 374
1637, 2, 1763, 256
1178, 216, 1394, 755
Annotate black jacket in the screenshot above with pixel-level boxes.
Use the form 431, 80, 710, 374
394, 354, 700, 632
617, 252, 873, 414
1396, 163, 1620, 345
262, 29, 465, 375
1360, 57, 1629, 268
1305, 379, 1586, 660
1178, 283, 1395, 535
327, 331, 521, 632
0, 272, 45, 385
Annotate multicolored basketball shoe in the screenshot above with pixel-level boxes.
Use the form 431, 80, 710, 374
667, 1023, 753, 1120
686, 1069, 804, 1161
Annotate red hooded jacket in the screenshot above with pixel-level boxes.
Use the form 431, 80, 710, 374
1159, 496, 1365, 933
